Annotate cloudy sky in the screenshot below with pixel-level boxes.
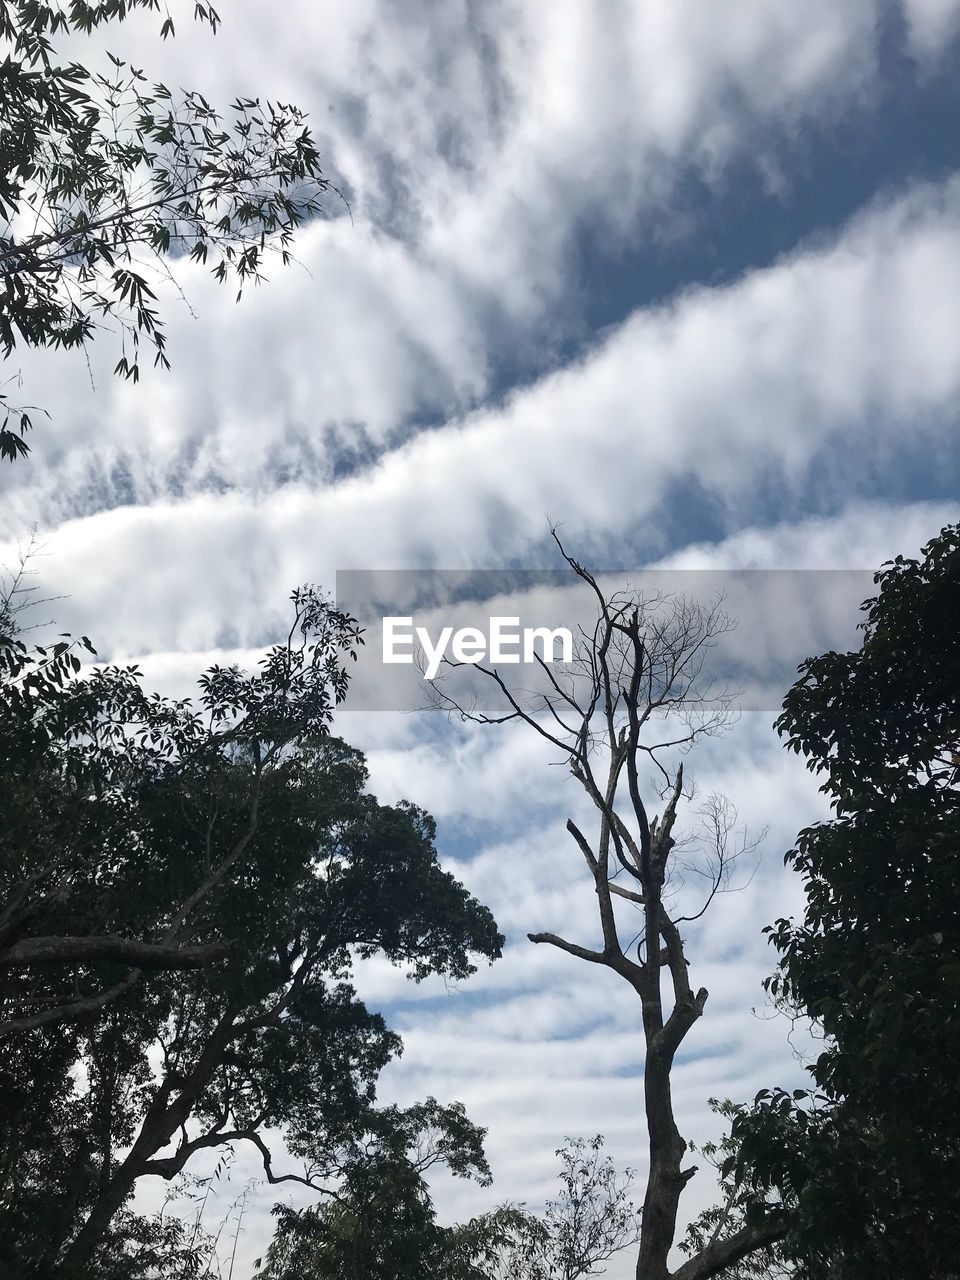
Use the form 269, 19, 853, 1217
3, 2, 960, 1275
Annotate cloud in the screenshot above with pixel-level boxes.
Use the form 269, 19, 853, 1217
5, 2, 953, 529
904, 0, 960, 60
5, 6, 959, 1275
4, 177, 959, 663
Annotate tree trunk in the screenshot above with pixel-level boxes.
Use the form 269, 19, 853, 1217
636, 1047, 688, 1278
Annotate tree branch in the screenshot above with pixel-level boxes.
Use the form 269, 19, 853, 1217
0, 969, 142, 1038
671, 1210, 790, 1280
527, 932, 607, 964
608, 881, 645, 905
0, 936, 231, 970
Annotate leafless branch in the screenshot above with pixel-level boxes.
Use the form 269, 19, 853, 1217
425, 532, 775, 1280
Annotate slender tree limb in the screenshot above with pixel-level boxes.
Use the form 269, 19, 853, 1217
609, 882, 645, 905
527, 932, 607, 964
566, 818, 598, 870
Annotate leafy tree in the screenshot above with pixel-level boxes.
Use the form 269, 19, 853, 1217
0, 590, 503, 1278
679, 1101, 793, 1280
0, 0, 332, 460
722, 524, 960, 1279
257, 1132, 639, 1280
512, 1135, 641, 1280
255, 1100, 539, 1280
0, 585, 360, 1034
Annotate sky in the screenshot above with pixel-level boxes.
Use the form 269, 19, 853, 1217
2, 2, 960, 1276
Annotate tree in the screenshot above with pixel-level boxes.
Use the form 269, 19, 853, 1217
679, 1101, 793, 1280
722, 523, 960, 1279
0, 0, 332, 460
257, 1132, 640, 1280
0, 590, 503, 1277
511, 1135, 641, 1280
255, 1100, 539, 1280
0, 585, 360, 1035
431, 533, 783, 1280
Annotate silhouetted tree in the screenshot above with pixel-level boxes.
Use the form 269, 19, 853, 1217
255, 1100, 537, 1280
0, 589, 502, 1277
0, 0, 333, 459
723, 523, 960, 1279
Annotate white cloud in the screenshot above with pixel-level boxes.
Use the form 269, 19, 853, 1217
5, 178, 958, 661
5, 1, 953, 528
904, 0, 960, 59
5, 5, 959, 1274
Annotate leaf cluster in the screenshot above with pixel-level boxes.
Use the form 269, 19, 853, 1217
723, 525, 960, 1279
0, 587, 503, 1276
0, 0, 331, 458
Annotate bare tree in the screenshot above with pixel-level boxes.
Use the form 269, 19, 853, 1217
431, 533, 787, 1280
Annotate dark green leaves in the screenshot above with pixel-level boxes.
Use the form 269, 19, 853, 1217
0, 584, 503, 1275
730, 524, 960, 1280
0, 0, 330, 456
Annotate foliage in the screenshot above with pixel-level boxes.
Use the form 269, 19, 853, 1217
0, 0, 332, 460
680, 1101, 793, 1280
513, 1135, 641, 1280
257, 1132, 639, 1280
0, 585, 361, 1035
255, 1100, 539, 1280
0, 589, 503, 1278
724, 524, 960, 1279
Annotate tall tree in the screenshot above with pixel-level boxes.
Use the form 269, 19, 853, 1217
431, 534, 785, 1280
0, 0, 331, 460
722, 523, 960, 1279
0, 590, 503, 1278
